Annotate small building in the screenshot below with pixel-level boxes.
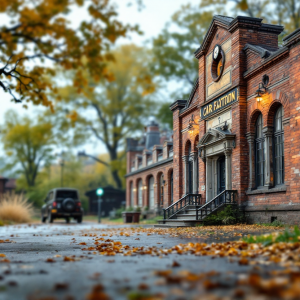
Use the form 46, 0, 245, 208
0, 176, 16, 196
85, 186, 125, 216
125, 118, 173, 213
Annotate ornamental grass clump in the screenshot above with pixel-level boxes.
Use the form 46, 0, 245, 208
0, 193, 33, 223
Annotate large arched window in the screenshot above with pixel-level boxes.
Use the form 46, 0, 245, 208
273, 106, 284, 185
138, 180, 143, 207
130, 182, 134, 207
148, 176, 154, 209
255, 114, 265, 187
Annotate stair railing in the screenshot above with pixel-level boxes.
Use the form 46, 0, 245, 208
163, 194, 201, 220
196, 190, 237, 220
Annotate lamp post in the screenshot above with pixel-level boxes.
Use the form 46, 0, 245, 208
96, 188, 104, 223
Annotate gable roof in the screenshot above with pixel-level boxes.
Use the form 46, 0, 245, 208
243, 44, 277, 58
283, 27, 300, 46
194, 15, 283, 59
185, 77, 199, 108
194, 15, 233, 59
198, 126, 235, 147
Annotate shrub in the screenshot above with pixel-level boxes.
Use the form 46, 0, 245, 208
0, 193, 33, 223
243, 226, 300, 246
259, 220, 285, 227
203, 205, 245, 225
114, 207, 125, 219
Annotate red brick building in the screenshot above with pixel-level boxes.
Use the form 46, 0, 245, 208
125, 119, 173, 213
126, 15, 300, 224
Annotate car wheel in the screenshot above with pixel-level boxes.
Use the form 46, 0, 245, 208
77, 217, 82, 224
66, 217, 70, 223
47, 213, 53, 223
41, 215, 47, 223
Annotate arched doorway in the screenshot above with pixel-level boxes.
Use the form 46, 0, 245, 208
148, 176, 154, 209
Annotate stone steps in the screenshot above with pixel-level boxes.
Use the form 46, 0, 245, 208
176, 214, 197, 220
156, 219, 202, 227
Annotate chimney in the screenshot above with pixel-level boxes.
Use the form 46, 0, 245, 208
145, 117, 160, 150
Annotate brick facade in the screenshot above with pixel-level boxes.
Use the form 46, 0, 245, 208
125, 15, 300, 224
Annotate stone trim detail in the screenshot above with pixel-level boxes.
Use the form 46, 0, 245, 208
246, 185, 287, 195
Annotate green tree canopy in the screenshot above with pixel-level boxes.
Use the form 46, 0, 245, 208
1, 110, 55, 188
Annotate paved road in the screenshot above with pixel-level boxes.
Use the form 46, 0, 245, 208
0, 222, 283, 300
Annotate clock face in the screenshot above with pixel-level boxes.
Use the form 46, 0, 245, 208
213, 45, 219, 60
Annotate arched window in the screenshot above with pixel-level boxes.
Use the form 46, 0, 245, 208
138, 180, 143, 207
130, 182, 134, 207
148, 176, 154, 209
273, 106, 284, 185
255, 114, 265, 187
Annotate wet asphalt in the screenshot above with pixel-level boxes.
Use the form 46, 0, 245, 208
0, 222, 283, 300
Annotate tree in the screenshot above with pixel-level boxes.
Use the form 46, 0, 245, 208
0, 0, 140, 106
156, 102, 174, 129
152, 5, 213, 95
1, 110, 55, 188
55, 44, 157, 189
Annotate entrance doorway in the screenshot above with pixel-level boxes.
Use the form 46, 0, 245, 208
218, 156, 226, 194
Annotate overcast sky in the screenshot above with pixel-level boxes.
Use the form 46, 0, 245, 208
0, 0, 202, 156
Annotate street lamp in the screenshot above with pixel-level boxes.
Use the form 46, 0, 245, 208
96, 188, 104, 223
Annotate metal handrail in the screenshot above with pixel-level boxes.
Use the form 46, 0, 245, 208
196, 190, 237, 220
163, 193, 202, 220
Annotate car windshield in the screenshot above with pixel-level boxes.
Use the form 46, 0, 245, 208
56, 190, 78, 200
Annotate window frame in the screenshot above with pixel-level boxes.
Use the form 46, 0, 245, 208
255, 114, 265, 189
273, 106, 284, 186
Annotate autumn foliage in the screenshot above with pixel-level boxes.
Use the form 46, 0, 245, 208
0, 0, 138, 106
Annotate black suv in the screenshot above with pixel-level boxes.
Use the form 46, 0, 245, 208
41, 188, 83, 223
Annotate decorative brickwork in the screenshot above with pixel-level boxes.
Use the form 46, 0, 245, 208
125, 15, 300, 224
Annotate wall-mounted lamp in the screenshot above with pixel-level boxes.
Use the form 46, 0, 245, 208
255, 75, 269, 102
133, 188, 137, 192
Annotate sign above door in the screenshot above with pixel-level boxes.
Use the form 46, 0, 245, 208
200, 87, 239, 120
